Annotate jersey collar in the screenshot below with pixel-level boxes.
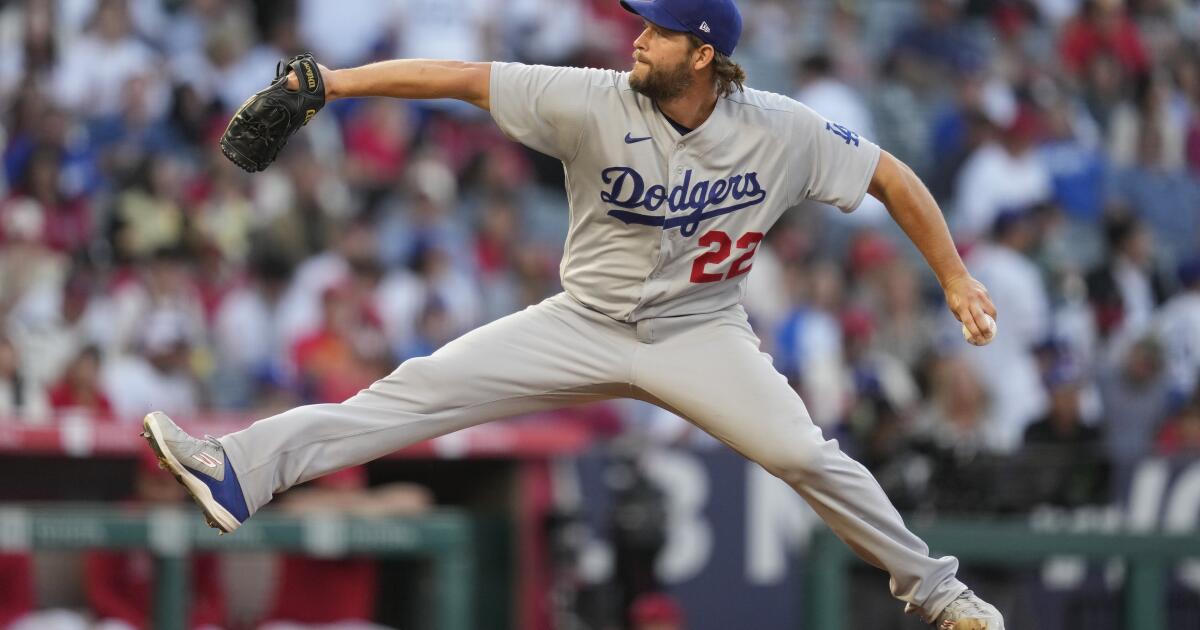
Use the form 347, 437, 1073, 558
622, 73, 735, 154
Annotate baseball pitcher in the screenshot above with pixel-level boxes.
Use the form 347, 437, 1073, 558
145, 1, 1004, 627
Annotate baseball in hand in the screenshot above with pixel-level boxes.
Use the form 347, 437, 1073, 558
962, 313, 997, 346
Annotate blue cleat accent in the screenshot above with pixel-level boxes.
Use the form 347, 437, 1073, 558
192, 458, 250, 523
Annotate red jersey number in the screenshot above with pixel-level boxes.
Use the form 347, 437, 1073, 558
689, 230, 764, 283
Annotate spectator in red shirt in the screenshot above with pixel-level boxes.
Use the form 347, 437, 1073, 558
291, 282, 389, 404
47, 345, 113, 420
1156, 400, 1200, 457
84, 450, 227, 630
1060, 0, 1149, 79
343, 99, 411, 198
6, 146, 92, 254
0, 553, 35, 628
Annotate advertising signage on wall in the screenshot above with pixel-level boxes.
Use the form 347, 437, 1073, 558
568, 447, 1200, 630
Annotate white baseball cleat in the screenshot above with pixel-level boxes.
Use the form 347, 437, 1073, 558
141, 411, 249, 534
934, 590, 1005, 630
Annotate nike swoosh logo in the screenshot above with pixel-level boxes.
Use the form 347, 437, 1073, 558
624, 133, 652, 144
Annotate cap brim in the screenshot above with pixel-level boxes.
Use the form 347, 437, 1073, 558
620, 0, 690, 34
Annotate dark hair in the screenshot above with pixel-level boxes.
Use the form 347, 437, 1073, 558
802, 54, 833, 77
77, 345, 102, 364
1104, 214, 1140, 250
1132, 72, 1157, 112
18, 145, 63, 196
687, 35, 746, 97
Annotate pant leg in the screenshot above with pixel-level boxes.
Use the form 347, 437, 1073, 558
630, 306, 965, 621
220, 294, 635, 515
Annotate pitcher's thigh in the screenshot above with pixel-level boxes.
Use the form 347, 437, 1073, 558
348, 295, 633, 413
635, 328, 828, 480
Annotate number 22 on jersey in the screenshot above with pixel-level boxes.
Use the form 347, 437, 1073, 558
690, 230, 764, 283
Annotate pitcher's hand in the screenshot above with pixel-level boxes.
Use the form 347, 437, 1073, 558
943, 274, 998, 342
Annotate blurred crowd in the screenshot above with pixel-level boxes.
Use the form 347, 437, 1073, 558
0, 0, 1198, 518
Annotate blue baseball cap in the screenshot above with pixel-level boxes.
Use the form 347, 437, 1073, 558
621, 0, 742, 57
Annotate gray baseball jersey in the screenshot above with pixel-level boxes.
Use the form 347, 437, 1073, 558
489, 62, 880, 321
215, 62, 967, 623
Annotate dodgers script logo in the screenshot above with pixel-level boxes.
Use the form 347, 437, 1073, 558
600, 167, 768, 237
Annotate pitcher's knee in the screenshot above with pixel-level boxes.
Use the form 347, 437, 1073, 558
759, 439, 827, 486
349, 356, 450, 413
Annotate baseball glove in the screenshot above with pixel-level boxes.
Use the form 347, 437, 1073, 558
219, 53, 326, 172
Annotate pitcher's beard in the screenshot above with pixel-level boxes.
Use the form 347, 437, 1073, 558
629, 58, 694, 101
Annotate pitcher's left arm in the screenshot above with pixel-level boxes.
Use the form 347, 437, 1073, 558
868, 150, 997, 339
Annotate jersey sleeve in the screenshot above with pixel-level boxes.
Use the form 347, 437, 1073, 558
789, 102, 881, 212
490, 62, 601, 162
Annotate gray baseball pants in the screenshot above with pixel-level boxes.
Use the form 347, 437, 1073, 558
218, 292, 965, 619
